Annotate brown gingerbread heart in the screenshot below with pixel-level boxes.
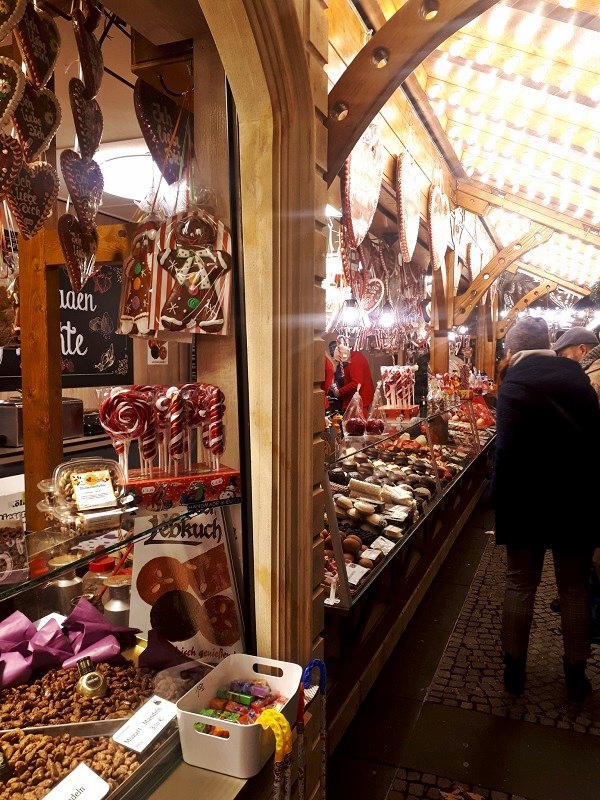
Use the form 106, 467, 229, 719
60, 148, 104, 230
134, 78, 192, 185
7, 161, 59, 240
0, 133, 24, 200
15, 3, 60, 89
72, 8, 103, 99
0, 57, 25, 132
0, 0, 27, 41
69, 77, 102, 160
58, 213, 99, 293
81, 0, 102, 33
12, 78, 61, 162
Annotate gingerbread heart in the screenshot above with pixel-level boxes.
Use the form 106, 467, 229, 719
0, 133, 24, 200
0, 57, 25, 132
361, 277, 385, 313
342, 122, 385, 249
396, 152, 420, 263
7, 161, 59, 240
428, 184, 450, 271
81, 0, 102, 33
0, 0, 27, 41
60, 148, 104, 230
12, 79, 61, 162
15, 3, 60, 89
72, 8, 103, 99
134, 78, 192, 185
58, 213, 99, 292
69, 77, 102, 160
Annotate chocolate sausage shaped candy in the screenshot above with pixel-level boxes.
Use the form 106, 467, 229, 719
58, 213, 98, 293
134, 77, 192, 185
7, 160, 59, 240
0, 133, 24, 201
69, 77, 103, 160
60, 148, 104, 230
12, 78, 61, 162
72, 7, 103, 99
0, 0, 27, 42
0, 57, 25, 132
15, 3, 60, 89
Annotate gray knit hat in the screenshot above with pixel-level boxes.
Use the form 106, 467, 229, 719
504, 317, 550, 354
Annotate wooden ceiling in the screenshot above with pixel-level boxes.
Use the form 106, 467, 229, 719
357, 0, 600, 300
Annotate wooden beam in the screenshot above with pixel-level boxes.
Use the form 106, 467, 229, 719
456, 182, 600, 249
325, 0, 498, 184
506, 260, 589, 297
497, 280, 558, 340
453, 225, 553, 326
20, 232, 63, 532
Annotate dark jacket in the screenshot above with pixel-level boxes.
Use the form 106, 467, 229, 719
492, 352, 600, 549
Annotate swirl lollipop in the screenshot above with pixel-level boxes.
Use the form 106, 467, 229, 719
154, 387, 171, 472
99, 389, 151, 480
182, 383, 207, 470
167, 387, 185, 475
207, 385, 225, 470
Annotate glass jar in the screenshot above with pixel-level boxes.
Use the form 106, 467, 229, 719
103, 574, 131, 627
47, 555, 83, 616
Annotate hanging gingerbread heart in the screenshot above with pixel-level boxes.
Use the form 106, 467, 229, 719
341, 122, 385, 249
69, 77, 103, 159
0, 0, 27, 42
15, 3, 60, 89
81, 0, 102, 33
72, 8, 103, 100
396, 152, 420, 263
7, 161, 59, 240
60, 148, 104, 230
428, 184, 450, 271
134, 78, 192, 185
58, 213, 99, 292
0, 57, 25, 132
12, 79, 61, 162
0, 133, 24, 200
361, 277, 385, 313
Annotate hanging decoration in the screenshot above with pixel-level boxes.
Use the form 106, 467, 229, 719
69, 76, 103, 159
340, 122, 385, 250
14, 2, 60, 89
0, 0, 26, 41
7, 161, 59, 240
12, 79, 61, 163
428, 182, 450, 271
395, 150, 420, 263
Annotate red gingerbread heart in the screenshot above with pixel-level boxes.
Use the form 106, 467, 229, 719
7, 161, 59, 240
134, 78, 192, 185
0, 0, 27, 41
12, 78, 61, 162
72, 8, 103, 99
69, 77, 102, 160
60, 148, 104, 230
58, 213, 99, 292
0, 133, 24, 200
0, 57, 25, 132
15, 3, 60, 89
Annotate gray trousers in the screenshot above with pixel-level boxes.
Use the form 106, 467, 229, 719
502, 546, 593, 665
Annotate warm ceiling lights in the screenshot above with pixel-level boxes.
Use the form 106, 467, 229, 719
420, 0, 439, 21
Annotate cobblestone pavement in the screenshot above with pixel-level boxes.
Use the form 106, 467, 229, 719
386, 767, 532, 800
426, 536, 600, 734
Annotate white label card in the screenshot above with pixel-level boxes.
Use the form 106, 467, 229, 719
71, 470, 117, 511
346, 562, 370, 586
43, 762, 109, 800
371, 535, 395, 555
361, 548, 381, 561
112, 695, 177, 753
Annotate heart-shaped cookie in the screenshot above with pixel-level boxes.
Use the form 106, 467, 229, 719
0, 0, 27, 42
134, 78, 192, 185
342, 122, 385, 249
361, 277, 385, 313
81, 0, 102, 33
72, 8, 103, 100
69, 77, 102, 159
15, 3, 60, 89
0, 133, 24, 200
396, 152, 420, 263
12, 79, 61, 162
58, 213, 99, 292
0, 57, 25, 132
7, 161, 59, 240
60, 148, 104, 230
428, 184, 450, 271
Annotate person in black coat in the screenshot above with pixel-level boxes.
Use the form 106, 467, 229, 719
492, 316, 600, 702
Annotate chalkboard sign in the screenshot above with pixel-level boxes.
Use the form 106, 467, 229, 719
0, 263, 133, 390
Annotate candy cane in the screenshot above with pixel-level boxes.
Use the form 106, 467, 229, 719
207, 385, 225, 470
154, 389, 171, 472
167, 387, 185, 475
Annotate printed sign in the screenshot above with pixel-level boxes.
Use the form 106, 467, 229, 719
112, 696, 177, 753
0, 263, 133, 389
43, 762, 109, 800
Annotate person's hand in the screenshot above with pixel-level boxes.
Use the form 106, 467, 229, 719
329, 384, 340, 398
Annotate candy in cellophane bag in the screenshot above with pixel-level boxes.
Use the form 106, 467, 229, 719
343, 384, 367, 436
365, 380, 386, 435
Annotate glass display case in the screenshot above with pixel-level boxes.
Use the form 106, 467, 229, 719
321, 399, 496, 609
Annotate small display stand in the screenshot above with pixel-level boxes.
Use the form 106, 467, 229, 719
126, 465, 241, 512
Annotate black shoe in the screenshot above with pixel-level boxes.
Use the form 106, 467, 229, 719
550, 595, 561, 613
563, 657, 592, 703
504, 654, 526, 696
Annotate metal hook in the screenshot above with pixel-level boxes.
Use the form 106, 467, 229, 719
159, 74, 192, 98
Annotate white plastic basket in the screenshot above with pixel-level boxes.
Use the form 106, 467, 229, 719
176, 653, 302, 778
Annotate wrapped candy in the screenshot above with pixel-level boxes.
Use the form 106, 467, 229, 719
366, 381, 386, 435
342, 384, 366, 436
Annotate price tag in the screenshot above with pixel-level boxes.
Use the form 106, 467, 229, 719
346, 562, 370, 586
71, 470, 117, 512
43, 763, 109, 800
112, 695, 177, 753
361, 548, 381, 561
370, 536, 395, 555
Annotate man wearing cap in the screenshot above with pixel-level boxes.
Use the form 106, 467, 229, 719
552, 327, 600, 400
